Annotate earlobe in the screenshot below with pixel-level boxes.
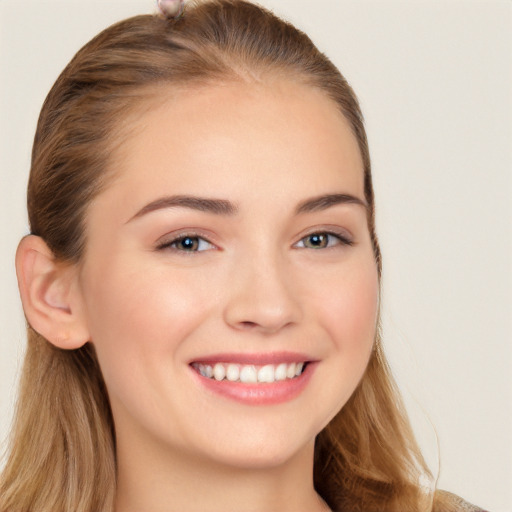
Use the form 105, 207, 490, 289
15, 235, 90, 349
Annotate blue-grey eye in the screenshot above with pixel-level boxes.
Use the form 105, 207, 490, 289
296, 232, 350, 249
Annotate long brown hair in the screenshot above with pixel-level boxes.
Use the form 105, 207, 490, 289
1, 1, 446, 510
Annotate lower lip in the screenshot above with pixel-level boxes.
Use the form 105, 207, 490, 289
189, 363, 316, 405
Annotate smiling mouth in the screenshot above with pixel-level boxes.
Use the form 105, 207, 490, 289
191, 362, 307, 384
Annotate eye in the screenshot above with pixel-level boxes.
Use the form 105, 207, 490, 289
295, 231, 352, 249
158, 235, 215, 253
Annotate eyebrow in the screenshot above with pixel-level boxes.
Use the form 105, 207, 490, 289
295, 193, 367, 214
127, 195, 238, 222
127, 192, 367, 223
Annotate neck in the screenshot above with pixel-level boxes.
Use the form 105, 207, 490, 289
114, 433, 329, 512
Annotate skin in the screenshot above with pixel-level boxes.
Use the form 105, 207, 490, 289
18, 79, 379, 512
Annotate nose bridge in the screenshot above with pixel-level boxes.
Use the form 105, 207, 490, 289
223, 242, 302, 334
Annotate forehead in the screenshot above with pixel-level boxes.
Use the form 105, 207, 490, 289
94, 79, 364, 220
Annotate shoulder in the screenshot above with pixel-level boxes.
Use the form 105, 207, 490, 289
435, 490, 489, 512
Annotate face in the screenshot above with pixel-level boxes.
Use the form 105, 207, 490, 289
76, 79, 379, 470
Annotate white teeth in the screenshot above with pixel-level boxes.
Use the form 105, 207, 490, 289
274, 363, 288, 381
213, 363, 226, 381
239, 365, 258, 383
257, 364, 275, 383
194, 361, 307, 383
226, 364, 240, 382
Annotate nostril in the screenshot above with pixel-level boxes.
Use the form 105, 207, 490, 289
240, 321, 258, 329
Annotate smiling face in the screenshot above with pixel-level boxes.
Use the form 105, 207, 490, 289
75, 79, 379, 471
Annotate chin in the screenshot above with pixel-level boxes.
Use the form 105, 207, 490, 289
204, 440, 312, 471
183, 418, 320, 472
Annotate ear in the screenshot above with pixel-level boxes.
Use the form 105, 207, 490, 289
16, 235, 90, 349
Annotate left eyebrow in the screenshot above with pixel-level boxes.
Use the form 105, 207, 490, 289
295, 193, 367, 214
126, 194, 238, 223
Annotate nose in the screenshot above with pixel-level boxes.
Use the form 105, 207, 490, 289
223, 251, 303, 335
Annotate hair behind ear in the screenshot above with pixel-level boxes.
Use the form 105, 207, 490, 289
0, 331, 116, 512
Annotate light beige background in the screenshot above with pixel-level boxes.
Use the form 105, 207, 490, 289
1, 1, 510, 510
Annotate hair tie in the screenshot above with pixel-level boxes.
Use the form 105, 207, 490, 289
157, 0, 185, 19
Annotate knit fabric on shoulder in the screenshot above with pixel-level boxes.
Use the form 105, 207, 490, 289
435, 490, 489, 512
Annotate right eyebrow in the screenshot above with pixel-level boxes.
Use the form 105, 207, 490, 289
126, 195, 238, 223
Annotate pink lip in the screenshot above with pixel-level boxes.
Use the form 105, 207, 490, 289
188, 356, 317, 406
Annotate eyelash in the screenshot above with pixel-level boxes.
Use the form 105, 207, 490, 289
156, 230, 353, 253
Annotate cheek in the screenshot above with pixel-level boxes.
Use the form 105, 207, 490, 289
79, 259, 225, 438
294, 254, 379, 433
80, 259, 217, 381
311, 256, 379, 357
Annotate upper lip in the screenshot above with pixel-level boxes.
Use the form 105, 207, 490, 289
189, 351, 315, 366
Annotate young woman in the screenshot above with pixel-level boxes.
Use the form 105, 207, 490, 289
0, 1, 489, 511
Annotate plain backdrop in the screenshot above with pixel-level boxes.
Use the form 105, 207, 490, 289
0, 1, 510, 510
